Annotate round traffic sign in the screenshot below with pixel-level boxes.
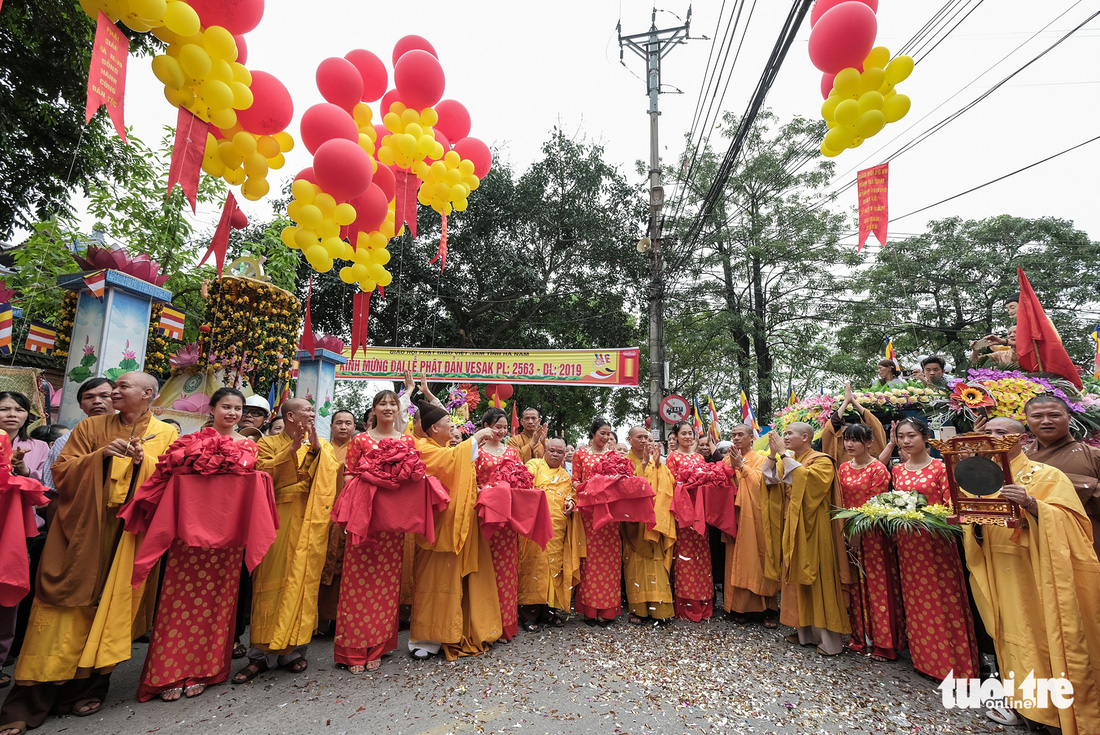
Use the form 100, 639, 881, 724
659, 394, 690, 424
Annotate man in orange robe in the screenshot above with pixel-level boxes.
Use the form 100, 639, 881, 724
763, 422, 850, 655
507, 407, 548, 462
409, 401, 498, 660
622, 426, 675, 623
0, 372, 177, 733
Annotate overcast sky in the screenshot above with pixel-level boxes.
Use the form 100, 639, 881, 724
114, 1, 1100, 243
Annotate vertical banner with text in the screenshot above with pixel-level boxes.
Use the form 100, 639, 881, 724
86, 12, 128, 142
857, 163, 889, 250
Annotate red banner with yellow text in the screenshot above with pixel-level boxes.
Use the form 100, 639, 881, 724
336, 347, 640, 387
857, 163, 889, 250
86, 11, 129, 141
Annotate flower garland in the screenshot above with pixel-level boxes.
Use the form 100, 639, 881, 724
52, 291, 79, 366
144, 302, 174, 381
832, 490, 960, 539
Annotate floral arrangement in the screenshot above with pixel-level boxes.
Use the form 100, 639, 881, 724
198, 276, 299, 397
445, 386, 473, 435
833, 490, 960, 539
680, 461, 735, 493
848, 384, 943, 409
591, 451, 636, 478
491, 455, 535, 490
52, 291, 79, 366
155, 429, 259, 477
773, 394, 836, 436
349, 438, 427, 486
143, 302, 174, 381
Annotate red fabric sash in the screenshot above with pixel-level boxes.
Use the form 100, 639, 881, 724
672, 461, 737, 537
475, 480, 554, 548
575, 474, 656, 532
331, 472, 449, 546
0, 475, 49, 606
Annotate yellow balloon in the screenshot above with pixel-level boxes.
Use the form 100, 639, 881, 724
151, 54, 185, 89
298, 204, 323, 229
863, 46, 890, 71
243, 151, 268, 178
231, 62, 252, 86
230, 82, 254, 110
834, 99, 860, 127
291, 178, 316, 204
334, 203, 357, 226
274, 131, 295, 152
420, 108, 438, 127
396, 133, 417, 157
858, 91, 884, 113
882, 93, 911, 123
443, 150, 461, 168
352, 103, 373, 127
295, 228, 319, 250
857, 110, 886, 138
833, 67, 860, 98
400, 108, 420, 126
255, 135, 279, 158
209, 107, 237, 130
241, 177, 269, 201
383, 112, 403, 133
458, 159, 475, 177
304, 244, 327, 265
281, 226, 298, 248
377, 146, 396, 166
821, 95, 841, 122
820, 140, 841, 158
321, 237, 344, 257
163, 0, 200, 36
268, 153, 285, 170
824, 126, 853, 151
885, 56, 914, 85
178, 44, 211, 81
372, 248, 391, 265
405, 123, 423, 140
233, 131, 257, 156
217, 140, 242, 168
453, 198, 468, 213
858, 68, 885, 95
376, 270, 393, 287
202, 79, 234, 110
207, 59, 233, 84
203, 26, 237, 61
315, 193, 336, 214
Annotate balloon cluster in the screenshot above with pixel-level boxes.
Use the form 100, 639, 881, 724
78, 0, 295, 201
280, 36, 493, 293
806, 0, 913, 157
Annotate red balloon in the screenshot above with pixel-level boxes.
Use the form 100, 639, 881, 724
426, 130, 450, 161
808, 2, 878, 74
345, 49, 388, 102
433, 99, 470, 142
313, 138, 373, 202
372, 123, 390, 146
391, 35, 437, 67
316, 57, 363, 110
379, 89, 404, 116
820, 72, 836, 99
452, 137, 492, 178
371, 163, 396, 202
394, 50, 445, 110
295, 167, 316, 184
300, 103, 358, 156
235, 70, 292, 135
230, 208, 249, 229
352, 184, 388, 233
234, 35, 247, 64
487, 383, 513, 401
187, 0, 264, 34
810, 0, 877, 27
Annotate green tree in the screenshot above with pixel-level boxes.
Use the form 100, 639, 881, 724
0, 1, 160, 237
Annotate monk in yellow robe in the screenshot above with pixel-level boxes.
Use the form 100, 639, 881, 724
409, 400, 498, 661
1, 372, 177, 732
620, 427, 675, 623
233, 398, 338, 682
964, 418, 1100, 735
506, 407, 547, 462
724, 424, 780, 625
518, 437, 583, 629
763, 422, 851, 655
317, 409, 356, 630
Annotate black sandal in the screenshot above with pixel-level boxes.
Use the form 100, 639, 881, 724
285, 658, 309, 673
232, 642, 247, 659
0, 674, 10, 689
522, 621, 540, 633
231, 660, 269, 684
629, 615, 645, 625
546, 612, 566, 628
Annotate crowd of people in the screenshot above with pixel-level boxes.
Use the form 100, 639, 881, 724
1, 368, 1099, 735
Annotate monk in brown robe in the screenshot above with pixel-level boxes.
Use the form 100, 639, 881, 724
507, 407, 548, 462
0, 372, 177, 733
724, 424, 779, 626
763, 422, 851, 655
317, 409, 357, 632
1023, 394, 1100, 559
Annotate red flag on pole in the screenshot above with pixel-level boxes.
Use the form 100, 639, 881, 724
857, 163, 889, 250
349, 291, 372, 360
86, 12, 128, 142
510, 399, 519, 435
298, 276, 315, 357
167, 107, 210, 213
199, 192, 239, 276
1016, 268, 1082, 388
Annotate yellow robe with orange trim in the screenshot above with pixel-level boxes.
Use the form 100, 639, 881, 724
411, 435, 501, 659
725, 450, 780, 613
15, 413, 177, 683
621, 451, 675, 618
250, 432, 339, 652
964, 454, 1100, 735
772, 450, 850, 634
518, 459, 583, 610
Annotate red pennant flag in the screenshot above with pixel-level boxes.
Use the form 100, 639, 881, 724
392, 170, 418, 238
349, 290, 372, 360
857, 163, 889, 251
1016, 268, 1082, 388
429, 213, 448, 272
298, 276, 316, 357
86, 12, 128, 142
199, 192, 239, 276
510, 399, 519, 435
167, 107, 210, 213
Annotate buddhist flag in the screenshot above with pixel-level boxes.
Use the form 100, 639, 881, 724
787, 379, 798, 407
739, 389, 760, 439
691, 398, 704, 437
706, 394, 721, 443
1091, 324, 1100, 380
1016, 268, 1082, 388
24, 322, 57, 354
0, 303, 10, 356
884, 336, 896, 363
158, 305, 185, 340
83, 269, 106, 300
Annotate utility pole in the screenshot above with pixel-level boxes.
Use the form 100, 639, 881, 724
618, 7, 693, 444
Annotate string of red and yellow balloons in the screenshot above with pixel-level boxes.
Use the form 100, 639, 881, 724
807, 0, 913, 157
78, 0, 296, 201
280, 36, 493, 294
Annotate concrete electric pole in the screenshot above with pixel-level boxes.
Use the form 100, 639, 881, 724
618, 8, 693, 443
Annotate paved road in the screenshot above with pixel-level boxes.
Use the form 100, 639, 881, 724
31, 617, 999, 734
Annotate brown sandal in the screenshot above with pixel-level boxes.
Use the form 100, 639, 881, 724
285, 658, 309, 673
72, 699, 103, 717
231, 660, 269, 684
0, 721, 27, 735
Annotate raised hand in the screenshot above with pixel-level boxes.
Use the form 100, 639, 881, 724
403, 370, 414, 395
767, 431, 785, 457
288, 420, 307, 451
307, 419, 320, 449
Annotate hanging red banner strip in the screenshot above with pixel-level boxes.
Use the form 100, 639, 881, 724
392, 169, 419, 238
429, 213, 447, 272
298, 275, 316, 357
166, 107, 210, 213
349, 290, 372, 360
857, 163, 889, 251
199, 192, 239, 276
85, 12, 129, 142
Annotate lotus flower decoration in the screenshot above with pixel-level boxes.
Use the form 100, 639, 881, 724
172, 392, 210, 413
169, 342, 201, 370
72, 244, 170, 287
314, 334, 346, 353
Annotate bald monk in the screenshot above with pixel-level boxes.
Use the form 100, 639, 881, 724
507, 407, 548, 463
409, 400, 498, 660
820, 383, 887, 466
621, 426, 675, 624
0, 372, 177, 733
763, 422, 851, 655
965, 418, 1100, 734
724, 424, 780, 626
233, 399, 339, 683
1023, 394, 1100, 560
